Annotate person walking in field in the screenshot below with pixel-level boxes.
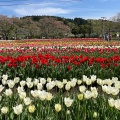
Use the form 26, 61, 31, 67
116, 32, 119, 40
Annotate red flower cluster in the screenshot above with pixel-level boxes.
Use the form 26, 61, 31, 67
0, 53, 120, 69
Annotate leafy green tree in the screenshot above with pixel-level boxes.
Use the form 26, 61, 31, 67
71, 25, 80, 37
74, 18, 88, 25
79, 25, 89, 38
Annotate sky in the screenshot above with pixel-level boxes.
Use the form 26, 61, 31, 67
0, 0, 120, 20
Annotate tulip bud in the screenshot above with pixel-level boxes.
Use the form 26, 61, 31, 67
93, 112, 97, 118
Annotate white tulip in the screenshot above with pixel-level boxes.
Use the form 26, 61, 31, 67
0, 85, 4, 92
63, 79, 67, 84
38, 90, 46, 100
102, 85, 107, 92
84, 90, 92, 99
92, 91, 98, 98
82, 75, 88, 82
112, 77, 118, 83
2, 79, 7, 85
55, 80, 59, 86
37, 83, 43, 90
108, 98, 115, 107
77, 80, 82, 85
7, 80, 15, 88
46, 81, 55, 91
2, 74, 8, 81
106, 79, 113, 86
91, 87, 98, 98
1, 107, 8, 114
64, 97, 73, 107
31, 90, 39, 98
104, 79, 110, 85
24, 97, 32, 105
4, 88, 13, 96
47, 77, 52, 82
17, 86, 24, 93
57, 81, 64, 89
46, 92, 53, 101
79, 85, 86, 93
91, 87, 97, 91
20, 81, 26, 87
26, 77, 32, 83
106, 86, 112, 94
114, 99, 120, 110
97, 78, 103, 86
13, 104, 23, 115
86, 79, 92, 85
33, 79, 39, 86
19, 91, 26, 99
71, 78, 77, 87
92, 92, 98, 98
65, 82, 71, 91
111, 88, 119, 96
90, 75, 97, 82
114, 81, 120, 89
26, 82, 33, 88
40, 78, 46, 84
14, 77, 20, 84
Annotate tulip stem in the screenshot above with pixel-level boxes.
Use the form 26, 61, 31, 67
66, 112, 68, 120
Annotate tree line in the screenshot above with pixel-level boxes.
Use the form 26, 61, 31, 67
0, 14, 120, 40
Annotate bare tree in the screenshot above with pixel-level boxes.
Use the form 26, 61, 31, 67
111, 13, 120, 22
39, 17, 70, 38
0, 15, 14, 40
110, 13, 120, 34
21, 17, 40, 39
11, 16, 23, 39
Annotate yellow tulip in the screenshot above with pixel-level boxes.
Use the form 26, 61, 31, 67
28, 105, 35, 113
55, 104, 61, 112
77, 94, 83, 100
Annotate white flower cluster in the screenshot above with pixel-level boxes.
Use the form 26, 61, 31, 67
97, 77, 120, 96
0, 73, 120, 115
108, 98, 120, 110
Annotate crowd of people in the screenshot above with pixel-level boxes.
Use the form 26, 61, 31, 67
104, 32, 119, 41
104, 33, 112, 41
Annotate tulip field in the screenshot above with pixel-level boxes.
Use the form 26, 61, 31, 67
0, 38, 120, 120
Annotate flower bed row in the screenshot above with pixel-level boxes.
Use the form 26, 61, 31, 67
0, 39, 120, 48
0, 46, 120, 57
0, 52, 120, 80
